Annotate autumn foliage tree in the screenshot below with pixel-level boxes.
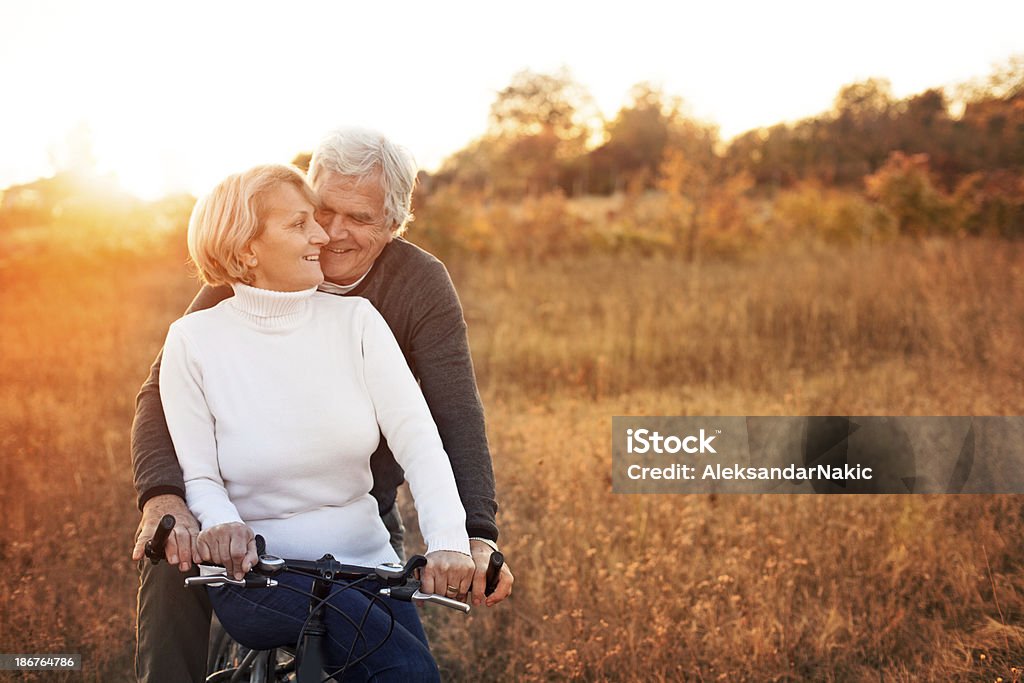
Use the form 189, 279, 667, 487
864, 152, 954, 236
481, 68, 599, 196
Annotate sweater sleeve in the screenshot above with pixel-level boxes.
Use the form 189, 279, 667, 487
358, 301, 471, 556
158, 322, 244, 530
131, 284, 234, 509
405, 259, 499, 542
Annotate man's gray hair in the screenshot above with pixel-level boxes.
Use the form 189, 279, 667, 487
309, 127, 418, 236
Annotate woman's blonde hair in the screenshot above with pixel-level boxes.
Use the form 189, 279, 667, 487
187, 164, 319, 286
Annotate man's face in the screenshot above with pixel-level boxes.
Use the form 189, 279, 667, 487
314, 170, 394, 286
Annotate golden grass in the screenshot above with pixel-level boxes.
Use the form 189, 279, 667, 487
1, 235, 1022, 681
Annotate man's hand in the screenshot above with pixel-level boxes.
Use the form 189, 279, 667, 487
196, 523, 258, 580
468, 539, 513, 607
132, 494, 201, 571
420, 550, 476, 603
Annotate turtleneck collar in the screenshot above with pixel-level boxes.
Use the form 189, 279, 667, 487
228, 282, 317, 331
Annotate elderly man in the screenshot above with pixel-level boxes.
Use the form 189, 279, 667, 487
130, 127, 512, 682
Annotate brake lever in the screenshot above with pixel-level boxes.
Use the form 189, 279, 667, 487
378, 583, 471, 613
185, 575, 243, 588
184, 574, 278, 589
411, 590, 472, 613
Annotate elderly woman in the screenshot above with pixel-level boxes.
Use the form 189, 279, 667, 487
158, 163, 474, 680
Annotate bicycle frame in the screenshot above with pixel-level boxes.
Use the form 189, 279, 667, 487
294, 574, 330, 682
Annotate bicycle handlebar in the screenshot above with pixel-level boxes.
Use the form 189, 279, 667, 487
484, 550, 504, 596
145, 515, 503, 612
144, 514, 176, 565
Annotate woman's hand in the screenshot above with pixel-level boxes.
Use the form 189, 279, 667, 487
420, 550, 476, 602
196, 522, 258, 580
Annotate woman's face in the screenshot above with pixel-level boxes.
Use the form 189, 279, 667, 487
244, 183, 329, 292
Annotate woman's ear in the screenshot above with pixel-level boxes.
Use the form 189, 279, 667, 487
240, 242, 259, 268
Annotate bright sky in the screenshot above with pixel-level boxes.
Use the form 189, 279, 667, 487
2, 0, 1022, 199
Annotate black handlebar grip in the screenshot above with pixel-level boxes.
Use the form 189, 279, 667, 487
484, 551, 504, 596
145, 515, 176, 564
404, 554, 428, 575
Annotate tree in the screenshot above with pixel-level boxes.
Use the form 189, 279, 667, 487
957, 56, 1024, 173
432, 137, 503, 194
833, 78, 895, 124
485, 68, 600, 196
830, 78, 897, 183
865, 152, 953, 236
591, 83, 717, 194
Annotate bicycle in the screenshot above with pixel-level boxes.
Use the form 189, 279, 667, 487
145, 514, 504, 682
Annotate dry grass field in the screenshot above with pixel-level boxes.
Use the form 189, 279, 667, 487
1, 233, 1022, 681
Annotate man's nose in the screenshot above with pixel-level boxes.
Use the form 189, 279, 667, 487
323, 217, 349, 241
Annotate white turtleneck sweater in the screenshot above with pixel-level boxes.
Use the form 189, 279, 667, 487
159, 283, 471, 566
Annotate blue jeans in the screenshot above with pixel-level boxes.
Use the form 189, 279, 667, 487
208, 572, 438, 682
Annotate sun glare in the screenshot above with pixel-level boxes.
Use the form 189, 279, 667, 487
106, 166, 172, 203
